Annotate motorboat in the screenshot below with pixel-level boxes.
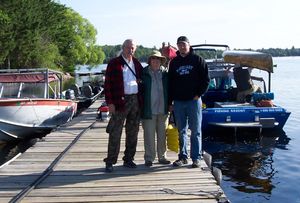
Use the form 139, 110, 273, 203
0, 68, 77, 142
65, 83, 102, 115
191, 44, 291, 134
71, 65, 105, 113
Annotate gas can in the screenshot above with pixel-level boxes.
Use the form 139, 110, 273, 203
100, 106, 110, 121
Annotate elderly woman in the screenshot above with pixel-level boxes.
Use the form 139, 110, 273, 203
141, 50, 170, 166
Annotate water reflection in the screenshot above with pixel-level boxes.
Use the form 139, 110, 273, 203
203, 130, 290, 195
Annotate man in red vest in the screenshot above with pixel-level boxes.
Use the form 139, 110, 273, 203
103, 39, 143, 172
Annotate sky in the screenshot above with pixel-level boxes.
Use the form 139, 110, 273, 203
57, 0, 300, 50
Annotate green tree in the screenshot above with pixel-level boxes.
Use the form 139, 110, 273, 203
55, 8, 105, 72
0, 0, 65, 69
101, 44, 155, 64
0, 9, 15, 66
102, 45, 122, 63
0, 0, 104, 73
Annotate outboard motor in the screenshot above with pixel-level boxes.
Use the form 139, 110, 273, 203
70, 84, 80, 98
93, 86, 100, 95
81, 85, 93, 98
65, 89, 75, 100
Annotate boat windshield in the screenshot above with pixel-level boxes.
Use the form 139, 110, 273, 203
0, 82, 45, 98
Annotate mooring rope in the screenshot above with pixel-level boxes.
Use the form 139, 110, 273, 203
161, 188, 230, 203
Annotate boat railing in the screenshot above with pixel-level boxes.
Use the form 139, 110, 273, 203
191, 44, 230, 50
192, 44, 231, 67
0, 68, 63, 75
251, 76, 267, 93
207, 62, 235, 70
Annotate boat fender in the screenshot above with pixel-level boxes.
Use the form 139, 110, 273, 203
212, 167, 222, 185
203, 151, 212, 169
252, 92, 274, 102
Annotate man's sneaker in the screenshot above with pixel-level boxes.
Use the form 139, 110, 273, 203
123, 160, 137, 168
173, 159, 188, 167
192, 160, 200, 168
105, 163, 113, 172
145, 161, 153, 167
158, 158, 171, 164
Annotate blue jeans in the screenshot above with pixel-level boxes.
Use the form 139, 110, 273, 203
173, 98, 202, 161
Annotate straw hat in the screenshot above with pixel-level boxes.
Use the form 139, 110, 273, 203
148, 50, 166, 65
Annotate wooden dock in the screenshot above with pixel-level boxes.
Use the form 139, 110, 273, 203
0, 100, 227, 203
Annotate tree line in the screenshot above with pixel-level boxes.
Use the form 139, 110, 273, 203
101, 45, 158, 64
101, 45, 300, 64
1, 0, 299, 73
245, 46, 300, 57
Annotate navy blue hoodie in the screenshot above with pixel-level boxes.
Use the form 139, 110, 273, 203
168, 48, 210, 105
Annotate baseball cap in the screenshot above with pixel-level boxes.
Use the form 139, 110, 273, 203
177, 36, 189, 44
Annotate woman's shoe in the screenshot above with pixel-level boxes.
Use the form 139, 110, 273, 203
158, 158, 171, 164
145, 161, 153, 167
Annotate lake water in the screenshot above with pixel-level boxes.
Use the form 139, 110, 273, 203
203, 57, 300, 203
1, 57, 300, 202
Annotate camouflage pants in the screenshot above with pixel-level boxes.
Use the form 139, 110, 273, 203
104, 95, 140, 164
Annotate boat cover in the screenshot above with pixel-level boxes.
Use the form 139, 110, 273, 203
223, 51, 273, 73
0, 73, 59, 83
161, 44, 177, 60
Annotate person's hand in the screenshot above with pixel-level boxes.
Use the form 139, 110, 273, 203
108, 104, 115, 114
193, 95, 199, 100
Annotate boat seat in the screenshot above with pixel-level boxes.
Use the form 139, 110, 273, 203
202, 89, 235, 108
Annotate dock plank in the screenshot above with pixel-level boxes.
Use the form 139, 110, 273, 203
0, 100, 227, 202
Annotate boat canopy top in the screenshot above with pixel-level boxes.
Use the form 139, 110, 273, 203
0, 68, 61, 83
223, 51, 273, 73
0, 73, 59, 83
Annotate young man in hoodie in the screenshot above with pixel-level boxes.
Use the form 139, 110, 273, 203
168, 36, 210, 168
